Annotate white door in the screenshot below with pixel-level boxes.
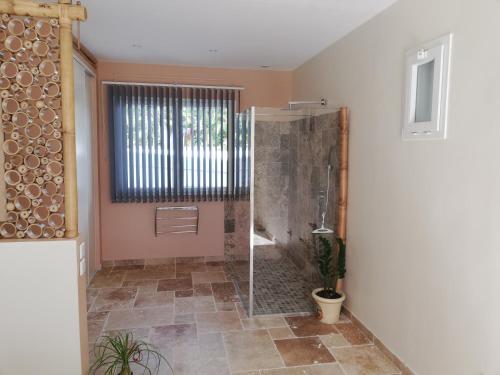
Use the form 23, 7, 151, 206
74, 57, 98, 282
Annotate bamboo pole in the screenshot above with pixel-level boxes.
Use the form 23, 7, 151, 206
336, 107, 349, 241
59, 1, 80, 238
0, 0, 86, 21
335, 107, 349, 291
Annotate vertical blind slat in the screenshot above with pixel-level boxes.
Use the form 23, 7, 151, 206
202, 88, 207, 201
119, 86, 127, 202
213, 90, 220, 200
166, 88, 173, 201
190, 88, 195, 201
153, 86, 159, 201
126, 86, 133, 202
208, 89, 212, 201
196, 89, 201, 202
108, 84, 249, 203
108, 86, 117, 202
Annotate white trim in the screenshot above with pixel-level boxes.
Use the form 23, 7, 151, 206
402, 33, 453, 141
73, 50, 96, 78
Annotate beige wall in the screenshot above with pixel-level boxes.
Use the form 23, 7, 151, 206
97, 61, 291, 262
292, 0, 500, 374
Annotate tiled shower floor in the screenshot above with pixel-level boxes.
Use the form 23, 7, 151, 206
253, 249, 315, 315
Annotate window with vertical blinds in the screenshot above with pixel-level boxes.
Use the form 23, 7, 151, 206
107, 84, 250, 202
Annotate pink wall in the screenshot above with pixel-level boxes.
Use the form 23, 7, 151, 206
97, 61, 291, 262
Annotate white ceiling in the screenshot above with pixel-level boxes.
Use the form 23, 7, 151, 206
78, 0, 397, 70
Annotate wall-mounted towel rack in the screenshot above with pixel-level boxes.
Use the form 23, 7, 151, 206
155, 206, 199, 236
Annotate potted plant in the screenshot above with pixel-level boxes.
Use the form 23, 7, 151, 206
312, 236, 346, 324
89, 332, 172, 375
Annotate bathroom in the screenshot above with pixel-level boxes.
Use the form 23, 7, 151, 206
0, 1, 498, 374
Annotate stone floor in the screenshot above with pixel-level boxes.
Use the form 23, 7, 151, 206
87, 257, 402, 375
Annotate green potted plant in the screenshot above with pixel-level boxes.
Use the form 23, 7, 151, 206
312, 236, 346, 324
89, 332, 172, 375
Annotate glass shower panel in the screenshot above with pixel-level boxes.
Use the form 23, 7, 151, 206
250, 107, 340, 316
223, 108, 253, 314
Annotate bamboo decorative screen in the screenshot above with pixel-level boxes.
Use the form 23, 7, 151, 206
0, 14, 64, 239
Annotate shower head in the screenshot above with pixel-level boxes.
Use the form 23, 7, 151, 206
287, 98, 328, 110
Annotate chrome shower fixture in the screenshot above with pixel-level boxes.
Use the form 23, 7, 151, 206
312, 164, 334, 235
288, 98, 327, 110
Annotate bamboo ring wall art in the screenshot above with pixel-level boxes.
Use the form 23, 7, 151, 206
0, 14, 63, 239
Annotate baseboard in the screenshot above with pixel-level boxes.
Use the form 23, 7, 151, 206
341, 306, 416, 375
100, 255, 227, 268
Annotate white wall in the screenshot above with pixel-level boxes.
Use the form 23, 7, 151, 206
0, 239, 89, 374
292, 0, 500, 374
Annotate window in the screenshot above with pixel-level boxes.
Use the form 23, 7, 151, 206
107, 85, 250, 202
402, 33, 453, 140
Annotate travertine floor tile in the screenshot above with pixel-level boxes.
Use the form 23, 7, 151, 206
175, 313, 195, 324
286, 315, 338, 337
150, 323, 197, 348
268, 326, 295, 339
274, 337, 335, 367
176, 289, 194, 297
89, 273, 124, 288
241, 316, 287, 330
197, 311, 243, 333
192, 271, 226, 284
87, 310, 109, 322
122, 279, 158, 290
320, 333, 350, 348
332, 346, 400, 375
175, 296, 216, 314
198, 332, 226, 360
92, 287, 137, 312
105, 306, 174, 330
176, 263, 207, 273
216, 302, 237, 311
124, 268, 175, 281
261, 363, 344, 374
198, 357, 231, 375
212, 281, 239, 302
224, 329, 283, 372
134, 289, 174, 308
194, 283, 213, 296
87, 320, 105, 343
157, 278, 193, 291
143, 264, 176, 271
335, 323, 371, 345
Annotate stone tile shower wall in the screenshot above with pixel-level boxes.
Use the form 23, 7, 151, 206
253, 112, 339, 284
224, 200, 250, 261
254, 120, 290, 244
0, 15, 64, 239
287, 112, 339, 284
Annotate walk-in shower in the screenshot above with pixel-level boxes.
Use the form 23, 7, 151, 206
224, 105, 345, 317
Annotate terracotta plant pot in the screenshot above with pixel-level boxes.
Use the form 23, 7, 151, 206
312, 288, 346, 324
